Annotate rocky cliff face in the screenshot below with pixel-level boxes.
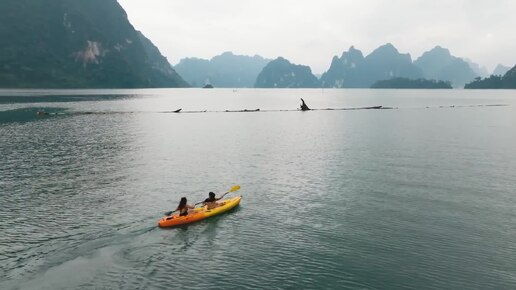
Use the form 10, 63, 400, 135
320, 46, 364, 88
0, 0, 188, 88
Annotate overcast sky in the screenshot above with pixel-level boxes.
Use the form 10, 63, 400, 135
118, 0, 515, 74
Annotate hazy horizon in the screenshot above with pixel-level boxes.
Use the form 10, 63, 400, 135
115, 1, 514, 74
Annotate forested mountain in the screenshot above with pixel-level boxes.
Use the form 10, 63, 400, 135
254, 57, 320, 88
465, 65, 516, 89
0, 0, 187, 88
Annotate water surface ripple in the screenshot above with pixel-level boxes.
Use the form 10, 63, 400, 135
1, 89, 515, 289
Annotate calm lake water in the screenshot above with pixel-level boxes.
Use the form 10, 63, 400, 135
1, 89, 515, 289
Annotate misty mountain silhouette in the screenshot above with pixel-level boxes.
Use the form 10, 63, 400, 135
492, 64, 511, 76
175, 52, 270, 88
320, 44, 422, 88
414, 46, 477, 87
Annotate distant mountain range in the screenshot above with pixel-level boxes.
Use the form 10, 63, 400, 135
320, 44, 423, 88
174, 52, 271, 88
255, 44, 511, 89
173, 44, 513, 90
319, 44, 480, 88
0, 0, 187, 88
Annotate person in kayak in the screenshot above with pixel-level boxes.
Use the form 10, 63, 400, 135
177, 197, 195, 216
203, 192, 223, 210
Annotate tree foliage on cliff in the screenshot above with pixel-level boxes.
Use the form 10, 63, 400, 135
464, 65, 516, 89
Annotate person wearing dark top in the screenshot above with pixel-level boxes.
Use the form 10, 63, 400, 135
177, 197, 195, 216
203, 192, 223, 210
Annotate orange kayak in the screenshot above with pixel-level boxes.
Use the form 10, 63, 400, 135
158, 196, 242, 228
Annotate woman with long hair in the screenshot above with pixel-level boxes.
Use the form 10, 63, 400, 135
177, 197, 195, 216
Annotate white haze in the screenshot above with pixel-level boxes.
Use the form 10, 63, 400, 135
118, 0, 516, 74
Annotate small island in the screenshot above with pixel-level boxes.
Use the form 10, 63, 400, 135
202, 84, 214, 89
371, 78, 452, 89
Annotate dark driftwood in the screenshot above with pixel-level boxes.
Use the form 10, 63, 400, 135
300, 98, 310, 111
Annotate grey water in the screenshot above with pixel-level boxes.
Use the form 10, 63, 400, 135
1, 89, 515, 289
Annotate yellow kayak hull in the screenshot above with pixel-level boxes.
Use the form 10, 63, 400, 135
158, 196, 242, 228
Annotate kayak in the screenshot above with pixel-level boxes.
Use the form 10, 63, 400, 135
158, 196, 242, 228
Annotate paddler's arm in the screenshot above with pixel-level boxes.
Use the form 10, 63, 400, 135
215, 194, 226, 201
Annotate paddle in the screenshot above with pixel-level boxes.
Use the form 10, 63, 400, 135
164, 185, 241, 216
